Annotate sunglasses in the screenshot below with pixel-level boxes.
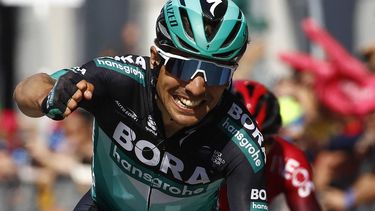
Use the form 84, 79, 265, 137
155, 46, 236, 86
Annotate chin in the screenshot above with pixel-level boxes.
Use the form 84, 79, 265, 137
172, 114, 201, 127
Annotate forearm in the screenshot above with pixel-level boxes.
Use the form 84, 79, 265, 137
13, 73, 55, 117
287, 197, 322, 211
352, 174, 375, 205
42, 153, 78, 175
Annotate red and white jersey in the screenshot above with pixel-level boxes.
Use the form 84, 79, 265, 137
219, 135, 321, 211
265, 136, 321, 210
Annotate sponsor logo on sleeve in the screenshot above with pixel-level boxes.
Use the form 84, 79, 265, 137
146, 115, 158, 136
94, 58, 145, 86
114, 100, 138, 121
251, 202, 268, 211
211, 150, 225, 167
219, 103, 266, 173
284, 158, 314, 198
219, 117, 264, 173
70, 66, 87, 75
250, 189, 268, 210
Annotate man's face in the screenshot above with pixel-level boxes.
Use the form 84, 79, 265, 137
156, 65, 227, 127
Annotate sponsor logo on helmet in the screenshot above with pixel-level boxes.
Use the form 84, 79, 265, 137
206, 0, 223, 17
166, 0, 178, 27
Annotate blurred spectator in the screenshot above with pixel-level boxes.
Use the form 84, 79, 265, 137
321, 112, 375, 210
272, 68, 365, 201
233, 41, 265, 80
0, 109, 38, 211
100, 21, 141, 57
275, 18, 375, 211
360, 45, 375, 72
25, 108, 93, 211
120, 21, 141, 54
354, 112, 375, 157
0, 150, 17, 182
322, 173, 375, 211
275, 51, 375, 211
274, 71, 319, 144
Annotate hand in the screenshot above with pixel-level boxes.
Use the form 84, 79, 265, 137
41, 71, 94, 120
321, 188, 346, 211
64, 79, 94, 116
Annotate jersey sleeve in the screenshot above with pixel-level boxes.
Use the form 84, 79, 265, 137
216, 95, 269, 211
279, 138, 322, 211
51, 61, 108, 114
283, 158, 322, 211
222, 144, 268, 211
49, 56, 147, 115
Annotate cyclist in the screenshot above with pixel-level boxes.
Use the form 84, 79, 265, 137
13, 0, 268, 210
219, 80, 322, 211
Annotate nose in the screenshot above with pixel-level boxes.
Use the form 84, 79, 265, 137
185, 74, 206, 97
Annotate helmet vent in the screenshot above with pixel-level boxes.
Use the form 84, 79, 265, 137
203, 16, 222, 42
158, 21, 172, 41
176, 36, 198, 53
254, 96, 267, 116
212, 50, 235, 59
179, 0, 186, 6
220, 12, 243, 48
180, 8, 194, 39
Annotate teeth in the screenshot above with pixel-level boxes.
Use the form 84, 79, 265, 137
175, 96, 202, 108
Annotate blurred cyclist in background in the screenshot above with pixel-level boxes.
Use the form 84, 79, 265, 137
13, 0, 268, 210
219, 80, 322, 211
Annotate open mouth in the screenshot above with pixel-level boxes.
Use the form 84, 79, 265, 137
173, 95, 205, 109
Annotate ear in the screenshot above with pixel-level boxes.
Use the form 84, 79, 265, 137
150, 46, 161, 69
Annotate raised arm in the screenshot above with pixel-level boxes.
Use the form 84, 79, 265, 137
14, 71, 94, 120
13, 73, 55, 117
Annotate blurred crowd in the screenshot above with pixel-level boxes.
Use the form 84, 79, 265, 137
1, 8, 375, 211
242, 19, 375, 211
234, 16, 375, 211
0, 108, 92, 211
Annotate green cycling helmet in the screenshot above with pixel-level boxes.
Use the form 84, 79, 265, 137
155, 0, 249, 65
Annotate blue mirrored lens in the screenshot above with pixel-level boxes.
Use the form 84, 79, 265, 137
165, 59, 233, 86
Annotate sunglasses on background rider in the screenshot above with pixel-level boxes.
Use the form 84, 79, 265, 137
155, 46, 237, 86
